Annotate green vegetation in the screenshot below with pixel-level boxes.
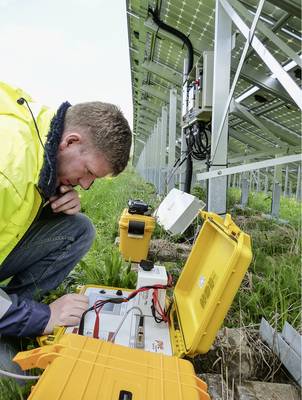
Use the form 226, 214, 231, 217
71, 253, 137, 289
224, 187, 301, 332
0, 340, 43, 400
1, 170, 301, 398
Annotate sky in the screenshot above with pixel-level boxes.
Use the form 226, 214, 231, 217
0, 0, 133, 129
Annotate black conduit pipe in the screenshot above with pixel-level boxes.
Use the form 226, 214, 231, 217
148, 6, 194, 193
148, 6, 193, 76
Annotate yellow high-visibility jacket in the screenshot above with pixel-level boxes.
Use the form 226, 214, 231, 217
0, 82, 56, 264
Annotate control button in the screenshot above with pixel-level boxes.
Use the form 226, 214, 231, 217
116, 290, 123, 296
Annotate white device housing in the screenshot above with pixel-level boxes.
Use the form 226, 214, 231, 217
134, 265, 167, 317
156, 188, 205, 236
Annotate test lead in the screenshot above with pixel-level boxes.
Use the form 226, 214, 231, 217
136, 316, 144, 349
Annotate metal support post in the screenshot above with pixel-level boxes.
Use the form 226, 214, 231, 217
296, 165, 301, 199
232, 174, 236, 188
179, 129, 187, 192
264, 168, 269, 194
155, 119, 162, 189
146, 133, 151, 183
284, 165, 289, 197
271, 155, 283, 218
168, 89, 177, 193
207, 0, 232, 215
249, 171, 253, 190
159, 107, 168, 194
257, 169, 261, 191
139, 148, 145, 180
241, 173, 249, 206
241, 160, 250, 206
151, 128, 157, 186
147, 137, 152, 182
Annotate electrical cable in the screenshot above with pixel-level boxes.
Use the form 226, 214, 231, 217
151, 274, 173, 324
17, 97, 54, 185
152, 289, 170, 324
148, 6, 194, 194
93, 299, 110, 339
148, 152, 185, 207
153, 152, 192, 219
148, 6, 193, 76
185, 121, 211, 162
109, 306, 143, 344
0, 368, 40, 380
78, 279, 173, 337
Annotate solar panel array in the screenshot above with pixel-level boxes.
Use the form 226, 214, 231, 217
126, 0, 301, 187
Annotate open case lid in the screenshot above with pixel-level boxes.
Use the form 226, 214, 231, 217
172, 211, 252, 358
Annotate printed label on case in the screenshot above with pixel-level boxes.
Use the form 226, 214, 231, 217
127, 234, 143, 238
200, 271, 218, 309
198, 275, 205, 289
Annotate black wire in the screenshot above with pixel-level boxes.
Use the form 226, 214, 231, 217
148, 151, 190, 206
148, 6, 194, 76
17, 97, 54, 185
78, 307, 93, 335
151, 294, 173, 324
78, 283, 173, 335
185, 122, 211, 161
78, 299, 112, 335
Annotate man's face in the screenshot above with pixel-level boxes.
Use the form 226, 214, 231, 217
57, 132, 112, 190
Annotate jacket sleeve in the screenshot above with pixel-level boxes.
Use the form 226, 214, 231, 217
0, 289, 50, 337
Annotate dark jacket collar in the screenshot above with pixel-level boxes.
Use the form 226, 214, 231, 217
38, 101, 71, 198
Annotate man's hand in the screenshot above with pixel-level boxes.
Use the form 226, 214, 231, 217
42, 293, 89, 335
49, 185, 81, 215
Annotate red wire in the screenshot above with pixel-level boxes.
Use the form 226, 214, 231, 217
152, 289, 170, 325
93, 301, 105, 338
92, 279, 173, 337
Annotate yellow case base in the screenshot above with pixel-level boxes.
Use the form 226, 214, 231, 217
14, 333, 210, 400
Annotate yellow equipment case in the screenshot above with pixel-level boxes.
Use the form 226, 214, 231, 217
118, 207, 155, 262
14, 211, 252, 399
14, 334, 210, 400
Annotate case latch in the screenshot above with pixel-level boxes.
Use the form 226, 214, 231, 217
173, 329, 186, 358
169, 302, 186, 358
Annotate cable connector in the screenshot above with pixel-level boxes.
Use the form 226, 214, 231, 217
109, 298, 125, 304
136, 316, 144, 349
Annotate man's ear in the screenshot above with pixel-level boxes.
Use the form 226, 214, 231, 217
59, 133, 83, 149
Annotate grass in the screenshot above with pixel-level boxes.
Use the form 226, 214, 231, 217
1, 169, 301, 397
227, 186, 301, 229
0, 339, 43, 400
224, 186, 301, 332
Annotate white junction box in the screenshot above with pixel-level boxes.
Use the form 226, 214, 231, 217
134, 265, 167, 317
156, 188, 205, 235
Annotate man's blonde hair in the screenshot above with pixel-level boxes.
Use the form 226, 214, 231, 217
64, 102, 132, 176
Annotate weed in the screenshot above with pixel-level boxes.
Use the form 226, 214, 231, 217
0, 377, 24, 400
0, 338, 42, 400
71, 250, 137, 289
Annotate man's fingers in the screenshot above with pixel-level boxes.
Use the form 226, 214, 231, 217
63, 315, 83, 326
50, 187, 81, 214
43, 294, 89, 334
52, 198, 80, 213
